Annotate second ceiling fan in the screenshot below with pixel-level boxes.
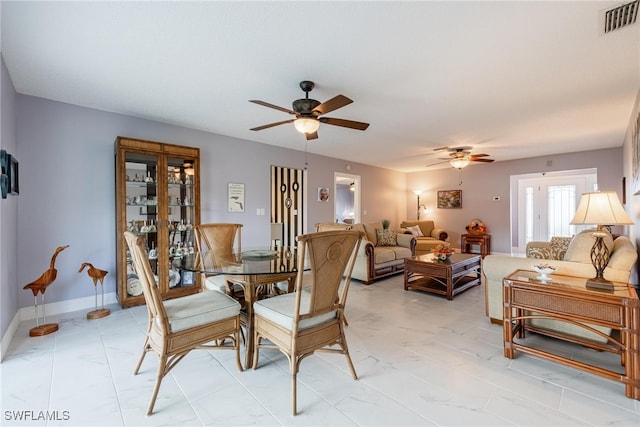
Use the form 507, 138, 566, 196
428, 146, 495, 169
249, 81, 369, 140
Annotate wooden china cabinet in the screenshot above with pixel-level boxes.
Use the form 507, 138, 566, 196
115, 136, 201, 308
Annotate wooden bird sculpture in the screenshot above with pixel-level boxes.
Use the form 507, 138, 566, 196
23, 245, 69, 336
78, 262, 110, 319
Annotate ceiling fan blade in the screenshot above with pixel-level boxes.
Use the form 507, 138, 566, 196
426, 160, 449, 167
470, 153, 490, 158
320, 117, 369, 130
305, 131, 318, 140
312, 95, 353, 115
250, 119, 294, 131
471, 158, 494, 163
249, 100, 296, 115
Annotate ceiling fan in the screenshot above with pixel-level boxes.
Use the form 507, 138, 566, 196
427, 146, 495, 169
249, 81, 369, 140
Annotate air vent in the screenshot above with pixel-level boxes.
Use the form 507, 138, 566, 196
604, 0, 638, 33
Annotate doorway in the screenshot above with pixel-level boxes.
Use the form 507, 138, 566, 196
334, 173, 361, 224
511, 169, 597, 253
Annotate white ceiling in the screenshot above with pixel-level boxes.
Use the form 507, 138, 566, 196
1, 1, 638, 172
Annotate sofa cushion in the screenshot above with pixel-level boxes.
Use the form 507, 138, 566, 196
608, 236, 637, 271
372, 247, 396, 264
564, 229, 613, 263
363, 221, 383, 245
376, 229, 397, 246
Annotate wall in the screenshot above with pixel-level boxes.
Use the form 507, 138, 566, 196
623, 88, 640, 285
407, 147, 623, 255
14, 94, 407, 310
1, 55, 18, 340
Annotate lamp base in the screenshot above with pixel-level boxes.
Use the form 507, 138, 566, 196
586, 277, 614, 292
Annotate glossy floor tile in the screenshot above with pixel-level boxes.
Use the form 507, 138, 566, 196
2, 275, 639, 426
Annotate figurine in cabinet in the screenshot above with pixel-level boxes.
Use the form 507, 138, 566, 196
78, 262, 110, 319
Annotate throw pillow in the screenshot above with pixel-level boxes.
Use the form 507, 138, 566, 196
376, 228, 397, 246
406, 225, 424, 237
549, 236, 572, 260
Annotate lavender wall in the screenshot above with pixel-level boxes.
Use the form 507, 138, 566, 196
1, 56, 18, 339
14, 94, 407, 309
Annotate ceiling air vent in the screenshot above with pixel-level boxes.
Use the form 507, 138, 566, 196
603, 0, 638, 33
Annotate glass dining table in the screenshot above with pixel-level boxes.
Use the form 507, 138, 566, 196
177, 246, 302, 369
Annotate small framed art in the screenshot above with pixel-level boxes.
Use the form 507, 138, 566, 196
437, 190, 462, 209
318, 187, 329, 202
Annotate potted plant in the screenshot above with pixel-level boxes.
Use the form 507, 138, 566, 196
382, 219, 390, 229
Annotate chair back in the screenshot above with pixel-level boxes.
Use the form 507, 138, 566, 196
194, 223, 242, 256
124, 231, 170, 334
293, 230, 363, 326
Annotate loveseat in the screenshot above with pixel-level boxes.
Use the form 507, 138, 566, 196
399, 220, 449, 255
315, 221, 416, 284
483, 230, 637, 342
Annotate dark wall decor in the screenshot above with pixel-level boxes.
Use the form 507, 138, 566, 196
1, 150, 9, 199
7, 154, 19, 195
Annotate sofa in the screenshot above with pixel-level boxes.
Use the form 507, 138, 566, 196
315, 221, 416, 284
399, 220, 449, 255
483, 230, 637, 343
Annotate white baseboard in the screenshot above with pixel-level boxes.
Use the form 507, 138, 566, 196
1, 292, 118, 363
0, 313, 21, 363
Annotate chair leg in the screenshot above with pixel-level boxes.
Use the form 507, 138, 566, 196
291, 369, 297, 416
147, 353, 167, 416
340, 326, 358, 380
234, 329, 243, 372
134, 337, 150, 375
252, 334, 260, 369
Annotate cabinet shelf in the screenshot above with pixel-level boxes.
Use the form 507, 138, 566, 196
116, 136, 201, 308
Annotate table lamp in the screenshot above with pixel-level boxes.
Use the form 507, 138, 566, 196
569, 191, 633, 291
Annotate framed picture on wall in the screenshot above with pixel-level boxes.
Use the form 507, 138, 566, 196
7, 154, 19, 196
437, 190, 462, 209
228, 182, 245, 212
318, 187, 329, 202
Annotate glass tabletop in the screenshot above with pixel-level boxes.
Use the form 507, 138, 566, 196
176, 246, 301, 275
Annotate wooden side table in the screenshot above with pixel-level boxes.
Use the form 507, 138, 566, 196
461, 233, 491, 258
503, 269, 640, 400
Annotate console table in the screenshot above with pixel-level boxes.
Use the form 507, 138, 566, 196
461, 233, 490, 258
503, 269, 640, 400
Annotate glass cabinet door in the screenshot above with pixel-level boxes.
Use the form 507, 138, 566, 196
167, 156, 197, 289
124, 152, 160, 298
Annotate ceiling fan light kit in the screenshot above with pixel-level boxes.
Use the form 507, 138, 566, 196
450, 156, 471, 169
250, 80, 369, 140
293, 117, 320, 134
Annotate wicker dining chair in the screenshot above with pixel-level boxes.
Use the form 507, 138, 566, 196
124, 232, 242, 415
193, 223, 245, 297
252, 230, 364, 415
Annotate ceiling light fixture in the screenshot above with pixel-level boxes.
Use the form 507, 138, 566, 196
293, 117, 320, 134
450, 156, 471, 169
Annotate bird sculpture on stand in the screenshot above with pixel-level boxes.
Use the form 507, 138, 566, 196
78, 262, 110, 319
23, 245, 69, 337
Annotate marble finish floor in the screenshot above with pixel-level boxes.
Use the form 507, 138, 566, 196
2, 275, 639, 426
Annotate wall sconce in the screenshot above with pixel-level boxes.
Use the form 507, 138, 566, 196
349, 182, 355, 192
415, 190, 426, 220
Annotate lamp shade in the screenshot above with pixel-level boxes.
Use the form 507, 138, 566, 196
293, 117, 320, 134
450, 156, 470, 169
570, 191, 633, 225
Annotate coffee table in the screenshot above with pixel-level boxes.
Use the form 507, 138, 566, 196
404, 253, 481, 300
